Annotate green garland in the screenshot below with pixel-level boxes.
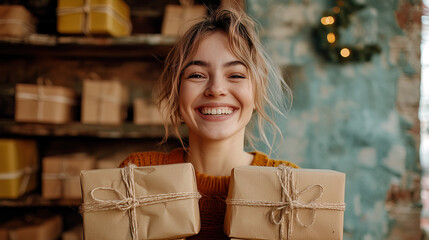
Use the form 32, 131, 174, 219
313, 0, 381, 63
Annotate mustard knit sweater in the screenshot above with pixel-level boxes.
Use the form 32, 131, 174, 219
119, 148, 298, 239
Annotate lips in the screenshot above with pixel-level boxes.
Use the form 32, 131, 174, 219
195, 104, 238, 121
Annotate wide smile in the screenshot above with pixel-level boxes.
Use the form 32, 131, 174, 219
200, 107, 234, 115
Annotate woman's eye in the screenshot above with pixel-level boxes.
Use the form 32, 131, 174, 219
230, 74, 246, 79
187, 74, 204, 79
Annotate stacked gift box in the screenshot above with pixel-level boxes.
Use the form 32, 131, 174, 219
0, 5, 36, 38
57, 0, 132, 37
14, 82, 77, 124
42, 153, 95, 200
0, 139, 38, 199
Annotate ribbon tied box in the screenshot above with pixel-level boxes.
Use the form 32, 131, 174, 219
42, 153, 95, 199
57, 0, 132, 37
15, 83, 76, 124
161, 3, 207, 36
0, 5, 36, 38
225, 165, 346, 240
0, 139, 38, 199
80, 163, 201, 239
81, 79, 129, 124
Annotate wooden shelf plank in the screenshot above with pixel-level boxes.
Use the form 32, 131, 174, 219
0, 120, 187, 139
0, 193, 81, 207
0, 34, 176, 60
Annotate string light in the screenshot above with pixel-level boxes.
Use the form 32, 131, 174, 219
321, 16, 335, 25
340, 48, 351, 57
327, 33, 336, 43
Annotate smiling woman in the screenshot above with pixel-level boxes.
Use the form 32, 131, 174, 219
120, 6, 298, 239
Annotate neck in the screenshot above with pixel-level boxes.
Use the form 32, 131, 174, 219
186, 131, 253, 176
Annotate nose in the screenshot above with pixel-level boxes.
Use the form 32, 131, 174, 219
204, 75, 226, 97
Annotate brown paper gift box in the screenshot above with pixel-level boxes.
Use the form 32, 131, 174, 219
42, 153, 95, 199
80, 163, 201, 239
81, 79, 129, 124
0, 5, 36, 37
15, 83, 76, 124
225, 166, 346, 240
0, 139, 38, 199
57, 0, 132, 37
0, 214, 62, 240
161, 4, 207, 36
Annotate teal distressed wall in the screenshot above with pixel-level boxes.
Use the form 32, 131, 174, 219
246, 0, 422, 239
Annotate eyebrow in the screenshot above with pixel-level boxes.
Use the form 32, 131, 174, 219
183, 60, 246, 70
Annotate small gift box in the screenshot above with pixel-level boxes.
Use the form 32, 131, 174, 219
57, 0, 132, 36
225, 165, 346, 240
42, 153, 95, 199
0, 5, 36, 38
81, 78, 129, 125
80, 163, 201, 240
133, 98, 165, 125
0, 213, 62, 240
161, 0, 207, 36
15, 82, 76, 124
0, 139, 38, 199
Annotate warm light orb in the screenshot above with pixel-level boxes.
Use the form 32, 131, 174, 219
321, 16, 335, 25
333, 6, 340, 13
340, 48, 351, 57
327, 33, 336, 43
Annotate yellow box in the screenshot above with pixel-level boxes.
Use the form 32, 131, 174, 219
161, 4, 207, 36
0, 139, 38, 199
57, 0, 132, 37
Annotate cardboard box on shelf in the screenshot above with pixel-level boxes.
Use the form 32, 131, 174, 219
0, 139, 38, 199
133, 98, 165, 125
15, 83, 76, 124
81, 79, 129, 125
161, 3, 206, 36
42, 153, 95, 199
57, 0, 132, 37
80, 163, 201, 239
225, 165, 346, 240
0, 5, 36, 37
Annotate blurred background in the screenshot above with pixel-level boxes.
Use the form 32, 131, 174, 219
0, 0, 424, 239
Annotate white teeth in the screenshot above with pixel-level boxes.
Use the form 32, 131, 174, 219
201, 107, 234, 115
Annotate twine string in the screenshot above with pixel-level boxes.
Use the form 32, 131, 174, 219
226, 165, 345, 240
80, 164, 202, 240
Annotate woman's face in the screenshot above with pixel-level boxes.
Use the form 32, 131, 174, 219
179, 31, 255, 142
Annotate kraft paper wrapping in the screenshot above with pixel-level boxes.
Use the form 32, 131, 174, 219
15, 83, 76, 124
0, 214, 62, 240
161, 4, 207, 36
225, 166, 346, 240
0, 139, 38, 199
80, 163, 201, 240
42, 153, 95, 199
0, 5, 36, 37
81, 79, 128, 124
57, 0, 131, 36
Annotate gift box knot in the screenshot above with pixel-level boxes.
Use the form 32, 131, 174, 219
226, 165, 346, 240
80, 164, 202, 240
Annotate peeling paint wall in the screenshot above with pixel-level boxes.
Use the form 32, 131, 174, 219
246, 0, 422, 239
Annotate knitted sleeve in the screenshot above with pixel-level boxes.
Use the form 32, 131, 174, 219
118, 149, 185, 168
266, 159, 299, 168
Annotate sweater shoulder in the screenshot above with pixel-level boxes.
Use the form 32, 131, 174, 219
251, 151, 299, 168
119, 148, 185, 167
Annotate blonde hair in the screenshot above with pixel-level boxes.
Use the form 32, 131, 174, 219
155, 7, 292, 153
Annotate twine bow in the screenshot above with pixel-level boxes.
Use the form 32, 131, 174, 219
80, 164, 201, 240
226, 165, 346, 240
